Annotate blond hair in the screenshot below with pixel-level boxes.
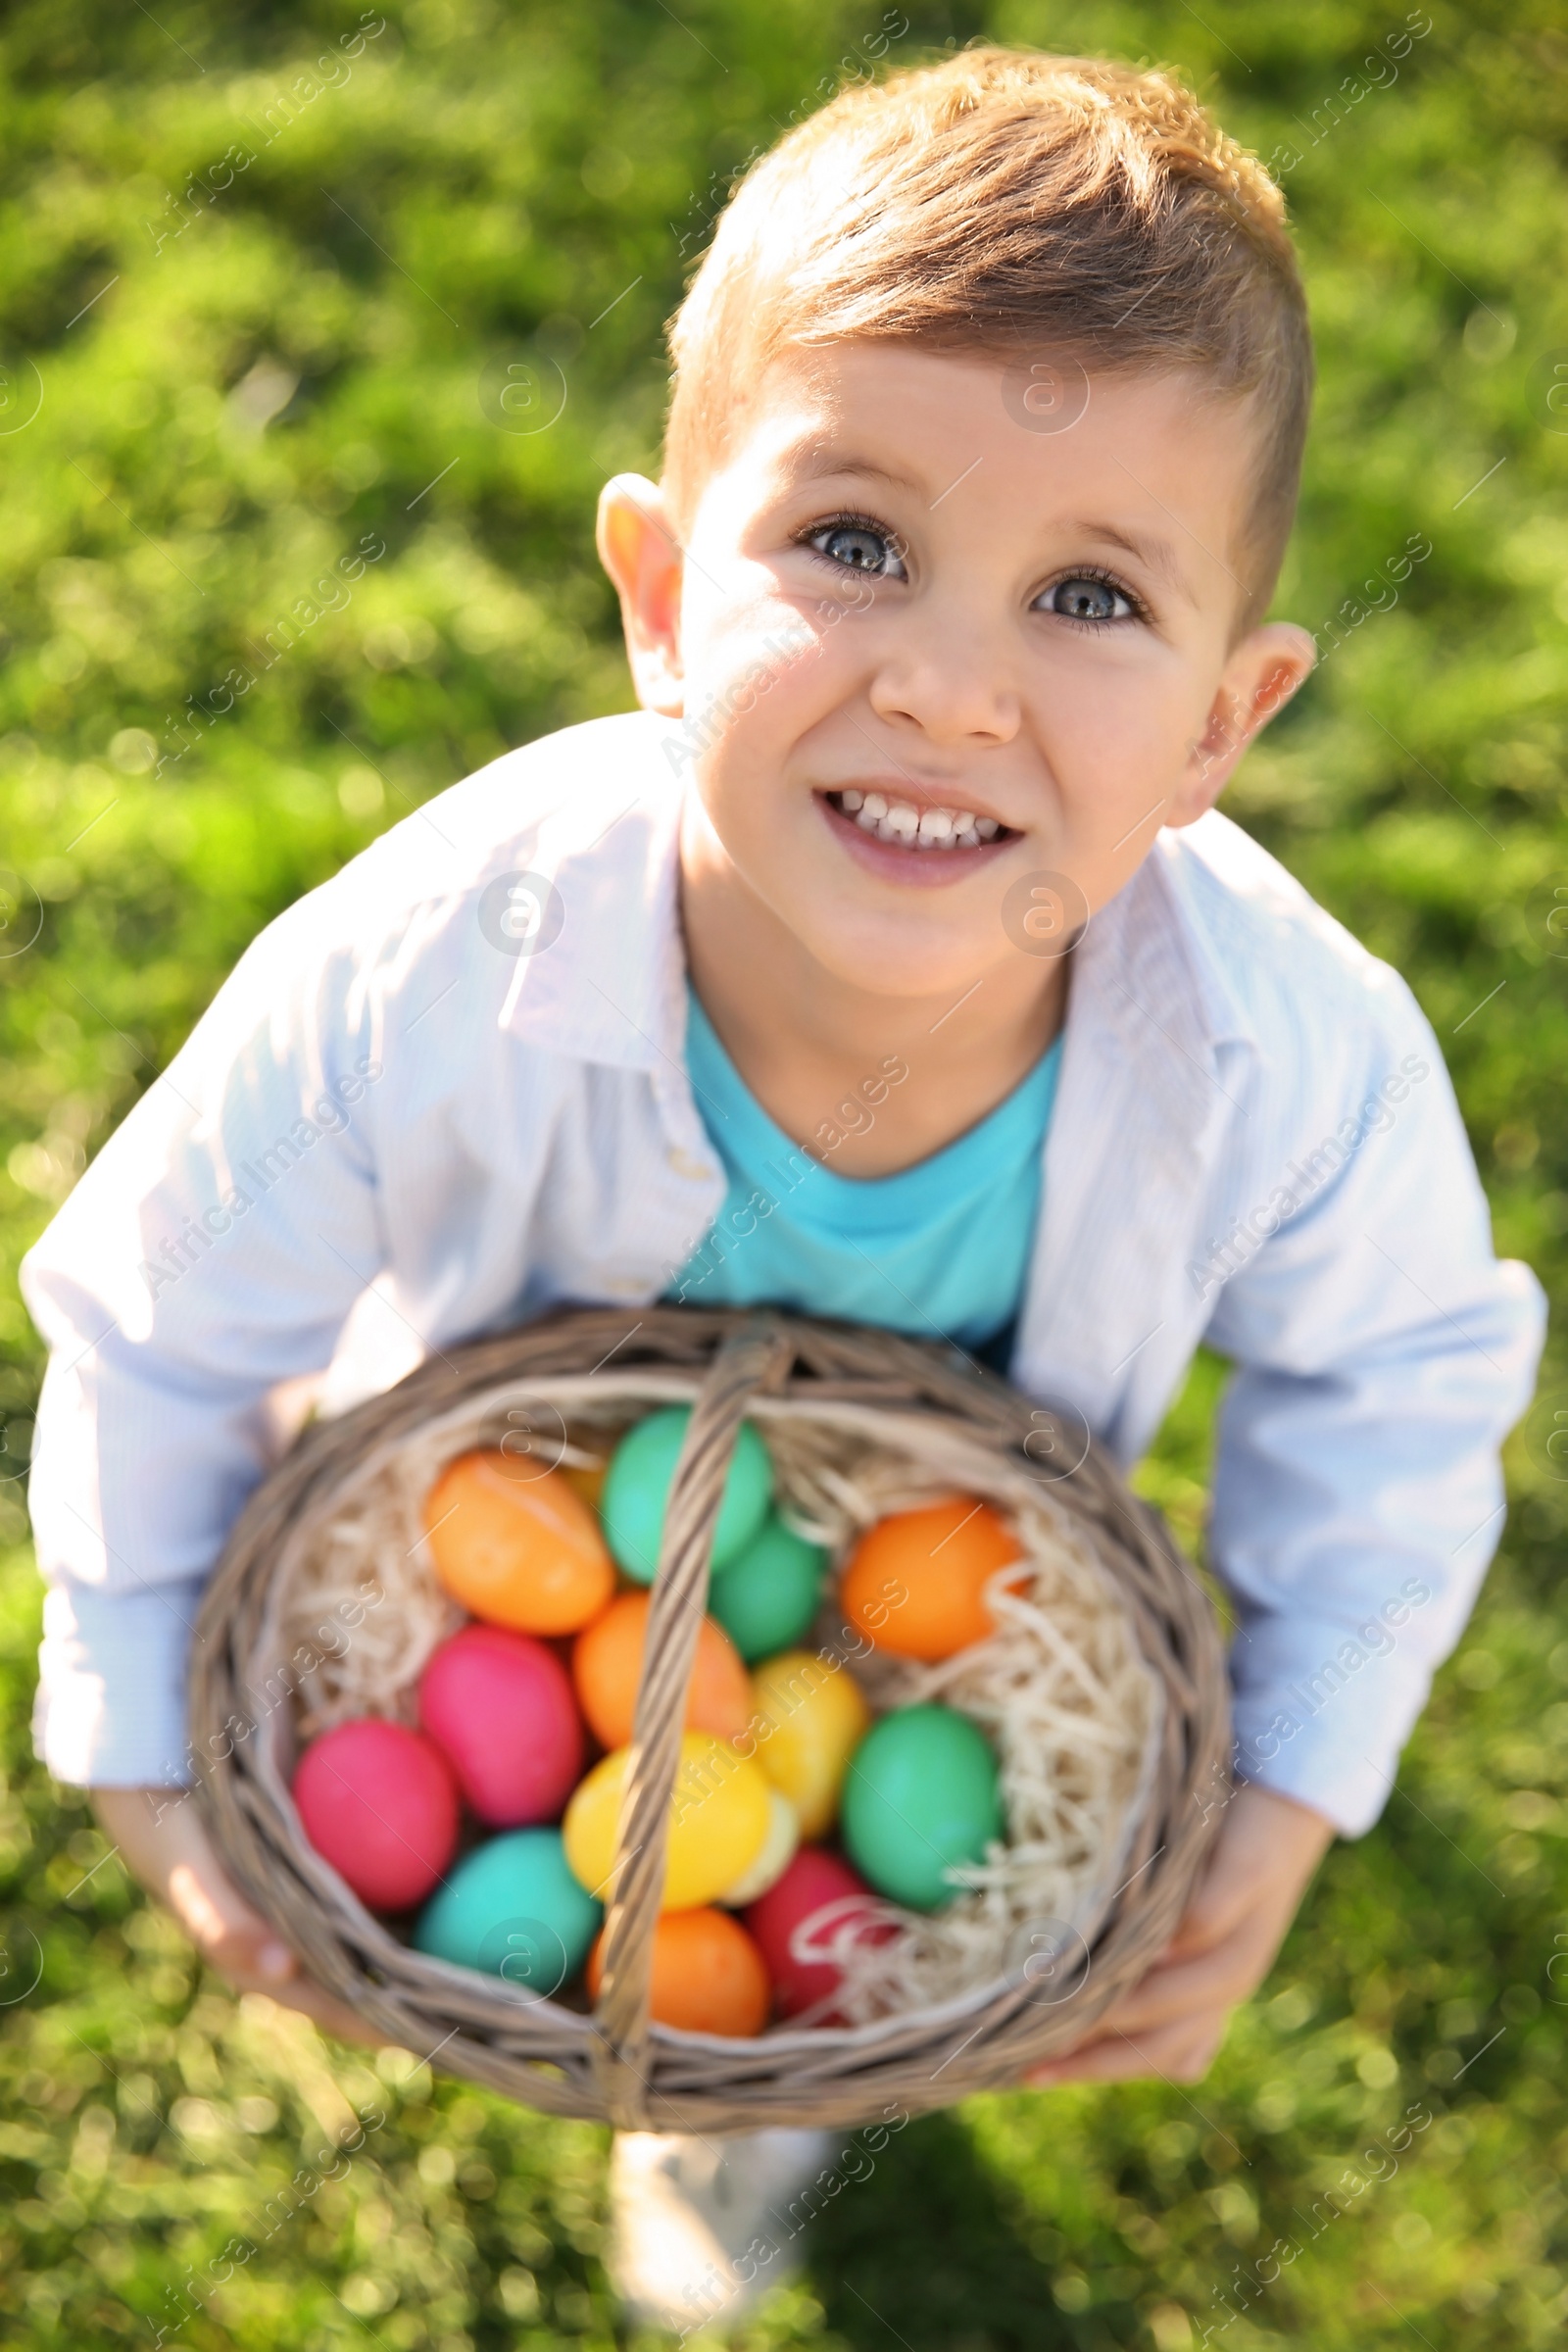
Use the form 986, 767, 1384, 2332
664, 47, 1313, 612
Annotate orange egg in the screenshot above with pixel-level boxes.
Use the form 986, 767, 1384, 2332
572, 1592, 752, 1751
587, 1907, 770, 2036
423, 1452, 615, 1636
840, 1495, 1027, 1661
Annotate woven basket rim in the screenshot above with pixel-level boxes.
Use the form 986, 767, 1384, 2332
190, 1304, 1230, 2131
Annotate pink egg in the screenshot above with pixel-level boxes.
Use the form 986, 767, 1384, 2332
418, 1623, 585, 1828
293, 1719, 459, 1911
743, 1847, 895, 2022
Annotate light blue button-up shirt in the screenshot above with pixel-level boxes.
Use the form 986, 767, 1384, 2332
20, 712, 1544, 1832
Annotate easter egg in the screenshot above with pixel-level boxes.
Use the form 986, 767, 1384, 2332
571, 1592, 751, 1752
588, 1907, 770, 2037
708, 1514, 828, 1662
418, 1624, 584, 1827
840, 1496, 1026, 1661
414, 1827, 601, 1988
423, 1451, 615, 1635
749, 1649, 871, 1838
563, 1730, 771, 1911
601, 1407, 772, 1584
744, 1846, 895, 2020
842, 1703, 1004, 1912
293, 1719, 459, 1911
716, 1787, 799, 1906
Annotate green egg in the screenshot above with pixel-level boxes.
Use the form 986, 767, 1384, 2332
708, 1512, 828, 1661
842, 1704, 1004, 1913
601, 1405, 773, 1585
414, 1829, 601, 1991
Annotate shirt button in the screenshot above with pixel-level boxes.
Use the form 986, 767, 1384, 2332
667, 1147, 716, 1181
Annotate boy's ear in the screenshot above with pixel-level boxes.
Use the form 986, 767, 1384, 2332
596, 473, 685, 715
1168, 622, 1316, 825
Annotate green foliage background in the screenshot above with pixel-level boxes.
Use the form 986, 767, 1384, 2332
1, 0, 1565, 2345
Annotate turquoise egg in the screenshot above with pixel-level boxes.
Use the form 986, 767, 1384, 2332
602, 1405, 773, 1584
709, 1512, 828, 1662
842, 1704, 1004, 1912
413, 1828, 601, 1991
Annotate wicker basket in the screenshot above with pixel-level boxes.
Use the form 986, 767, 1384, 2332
191, 1306, 1229, 2132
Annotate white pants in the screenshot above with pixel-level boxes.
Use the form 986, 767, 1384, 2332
608, 2126, 834, 2328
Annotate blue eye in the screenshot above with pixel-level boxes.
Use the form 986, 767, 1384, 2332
1041, 574, 1135, 623
808, 519, 906, 579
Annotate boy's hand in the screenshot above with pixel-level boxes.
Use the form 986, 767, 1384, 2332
91, 1786, 381, 2047
1026, 1784, 1334, 2088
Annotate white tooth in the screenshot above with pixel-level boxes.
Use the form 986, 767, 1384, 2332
952, 811, 974, 832
956, 826, 980, 848
841, 788, 864, 810
935, 832, 957, 850
861, 792, 888, 821
885, 802, 919, 837
914, 831, 936, 848
856, 807, 880, 831
974, 816, 1000, 839
917, 808, 953, 840
875, 818, 900, 842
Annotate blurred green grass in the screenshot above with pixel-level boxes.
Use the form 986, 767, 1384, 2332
1, 0, 1565, 2345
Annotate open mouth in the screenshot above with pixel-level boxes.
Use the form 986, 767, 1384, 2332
821, 788, 1019, 852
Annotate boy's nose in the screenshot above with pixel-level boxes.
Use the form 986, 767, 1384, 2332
865, 612, 1022, 748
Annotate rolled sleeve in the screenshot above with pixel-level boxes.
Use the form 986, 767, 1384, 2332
34, 1581, 206, 1788
1204, 1000, 1545, 1836
21, 906, 390, 1788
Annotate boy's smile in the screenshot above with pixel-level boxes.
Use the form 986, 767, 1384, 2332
816, 785, 1015, 887
602, 344, 1312, 1012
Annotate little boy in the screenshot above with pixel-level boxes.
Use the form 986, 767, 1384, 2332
24, 46, 1543, 2334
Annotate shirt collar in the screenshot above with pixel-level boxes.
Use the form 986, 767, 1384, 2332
1078, 818, 1260, 1093
499, 712, 689, 1071
500, 717, 1256, 1087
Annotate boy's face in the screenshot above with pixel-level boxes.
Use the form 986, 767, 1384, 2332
600, 344, 1312, 1004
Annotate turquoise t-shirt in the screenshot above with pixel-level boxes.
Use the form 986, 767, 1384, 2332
667, 990, 1061, 1362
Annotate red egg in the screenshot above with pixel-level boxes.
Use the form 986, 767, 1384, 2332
418, 1623, 585, 1828
743, 1846, 896, 2021
293, 1719, 459, 1911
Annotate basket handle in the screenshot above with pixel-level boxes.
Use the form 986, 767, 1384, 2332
590, 1318, 795, 2127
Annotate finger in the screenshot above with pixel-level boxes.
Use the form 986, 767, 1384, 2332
1117, 1884, 1312, 2032
1141, 2020, 1227, 2085
1095, 1944, 1262, 2036
166, 1859, 296, 1989
264, 1975, 387, 2050
1160, 1880, 1297, 1966
1156, 1871, 1274, 1965
1028, 2038, 1145, 2084
196, 1942, 383, 2048
1027, 2015, 1225, 2086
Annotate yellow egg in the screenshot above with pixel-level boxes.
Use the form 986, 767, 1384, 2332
716, 1788, 799, 1907
563, 1731, 771, 1913
748, 1650, 871, 1838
